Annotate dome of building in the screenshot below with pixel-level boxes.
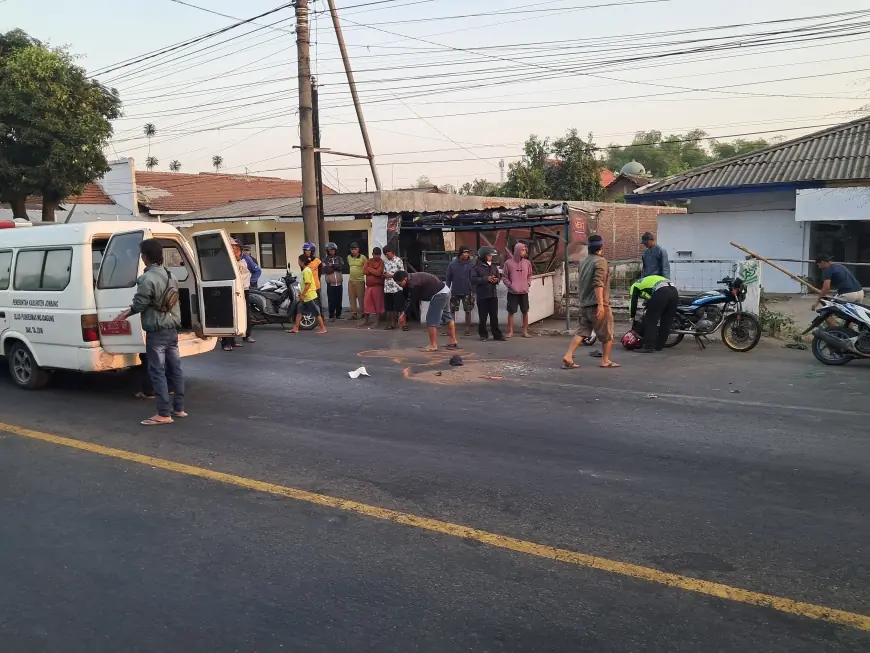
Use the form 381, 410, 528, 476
620, 160, 646, 176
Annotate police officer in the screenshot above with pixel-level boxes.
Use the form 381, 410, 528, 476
629, 274, 679, 353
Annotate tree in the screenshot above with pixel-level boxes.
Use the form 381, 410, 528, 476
0, 30, 121, 221
545, 129, 603, 202
415, 175, 431, 188
603, 129, 770, 177
500, 135, 549, 199
169, 159, 182, 172
145, 156, 159, 171
459, 178, 499, 196
438, 183, 457, 194
709, 138, 770, 160
212, 155, 223, 172
143, 123, 156, 158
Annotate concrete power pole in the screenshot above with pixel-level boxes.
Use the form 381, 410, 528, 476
326, 0, 381, 191
295, 0, 320, 252
312, 77, 327, 256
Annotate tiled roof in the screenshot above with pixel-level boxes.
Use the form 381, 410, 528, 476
600, 169, 616, 186
632, 116, 870, 198
135, 171, 335, 213
20, 183, 114, 208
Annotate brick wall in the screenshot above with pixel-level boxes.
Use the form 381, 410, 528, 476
570, 202, 685, 262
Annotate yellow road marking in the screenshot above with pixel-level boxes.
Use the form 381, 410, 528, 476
2, 420, 868, 632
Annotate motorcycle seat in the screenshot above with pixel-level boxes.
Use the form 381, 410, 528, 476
678, 295, 696, 306
253, 290, 283, 302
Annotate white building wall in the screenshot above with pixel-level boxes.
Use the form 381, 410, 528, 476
658, 191, 807, 294
97, 158, 139, 217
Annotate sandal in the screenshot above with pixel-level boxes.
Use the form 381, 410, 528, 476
134, 392, 155, 400
222, 345, 233, 351
402, 326, 410, 331
600, 361, 621, 368
141, 416, 173, 426
561, 359, 580, 369
171, 411, 188, 418
445, 343, 461, 350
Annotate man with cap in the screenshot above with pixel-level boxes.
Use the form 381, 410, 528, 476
241, 245, 261, 289
446, 246, 475, 336
346, 242, 367, 319
222, 239, 253, 351
322, 242, 345, 321
640, 232, 670, 280
562, 234, 618, 369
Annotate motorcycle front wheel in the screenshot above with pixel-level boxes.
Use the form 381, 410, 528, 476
811, 327, 857, 366
721, 313, 761, 352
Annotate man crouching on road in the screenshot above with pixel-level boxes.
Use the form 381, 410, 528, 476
394, 270, 460, 352
561, 234, 618, 369
115, 238, 186, 426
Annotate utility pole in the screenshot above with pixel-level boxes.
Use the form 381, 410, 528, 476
326, 0, 381, 191
312, 77, 327, 256
295, 0, 319, 252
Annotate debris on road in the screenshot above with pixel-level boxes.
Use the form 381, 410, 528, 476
349, 366, 370, 379
449, 355, 463, 367
646, 393, 658, 399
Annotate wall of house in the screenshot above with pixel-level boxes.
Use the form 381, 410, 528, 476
658, 191, 807, 294
177, 218, 372, 287
98, 158, 139, 216
581, 203, 685, 263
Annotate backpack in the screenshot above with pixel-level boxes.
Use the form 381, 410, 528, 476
154, 268, 179, 313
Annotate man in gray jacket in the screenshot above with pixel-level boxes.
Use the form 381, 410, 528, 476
641, 231, 670, 279
115, 239, 186, 426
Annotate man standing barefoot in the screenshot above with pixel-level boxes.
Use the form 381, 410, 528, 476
394, 271, 460, 352
562, 235, 618, 369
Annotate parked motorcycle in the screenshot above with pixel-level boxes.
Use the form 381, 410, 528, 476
804, 297, 870, 365
247, 269, 316, 330
661, 276, 761, 352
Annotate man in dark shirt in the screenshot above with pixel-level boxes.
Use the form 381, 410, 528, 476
395, 271, 460, 352
641, 232, 670, 279
814, 254, 864, 325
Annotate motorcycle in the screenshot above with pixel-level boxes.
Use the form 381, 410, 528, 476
660, 276, 761, 352
804, 296, 870, 365
247, 268, 316, 331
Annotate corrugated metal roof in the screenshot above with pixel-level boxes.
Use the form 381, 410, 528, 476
163, 193, 379, 222
632, 116, 870, 197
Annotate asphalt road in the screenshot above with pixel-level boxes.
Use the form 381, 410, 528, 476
1, 325, 868, 652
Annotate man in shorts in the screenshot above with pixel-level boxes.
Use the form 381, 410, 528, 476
562, 234, 618, 369
287, 254, 327, 335
394, 271, 460, 352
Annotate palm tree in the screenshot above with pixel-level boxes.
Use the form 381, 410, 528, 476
169, 160, 182, 172
143, 123, 156, 157
212, 155, 224, 172
145, 156, 159, 171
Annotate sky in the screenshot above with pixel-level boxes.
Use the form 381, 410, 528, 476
3, 0, 870, 192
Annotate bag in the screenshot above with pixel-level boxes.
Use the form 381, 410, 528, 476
154, 268, 179, 313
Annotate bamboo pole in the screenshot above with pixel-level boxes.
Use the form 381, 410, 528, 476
730, 242, 822, 294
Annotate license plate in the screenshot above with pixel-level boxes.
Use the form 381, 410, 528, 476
99, 320, 132, 336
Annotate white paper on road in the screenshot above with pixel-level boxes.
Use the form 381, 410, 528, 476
349, 366, 370, 379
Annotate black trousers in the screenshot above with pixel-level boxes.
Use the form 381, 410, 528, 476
642, 285, 679, 350
326, 284, 343, 318
477, 297, 503, 339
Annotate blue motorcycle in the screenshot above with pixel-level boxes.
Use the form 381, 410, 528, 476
663, 277, 761, 352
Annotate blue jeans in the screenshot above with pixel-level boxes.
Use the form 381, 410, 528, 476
145, 328, 185, 417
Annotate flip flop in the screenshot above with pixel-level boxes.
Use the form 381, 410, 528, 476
589, 351, 603, 358
402, 326, 410, 331
561, 362, 580, 369
141, 417, 173, 426
600, 361, 621, 368
522, 334, 533, 339
222, 345, 233, 351
134, 392, 155, 400
171, 411, 188, 418
445, 343, 461, 350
